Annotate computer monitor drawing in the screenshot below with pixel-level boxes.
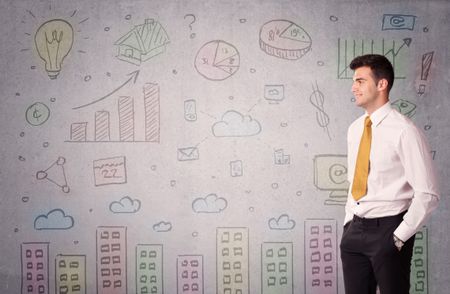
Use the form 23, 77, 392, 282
313, 154, 350, 206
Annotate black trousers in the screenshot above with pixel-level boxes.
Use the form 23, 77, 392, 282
340, 212, 415, 294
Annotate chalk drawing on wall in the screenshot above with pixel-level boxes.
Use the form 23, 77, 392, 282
192, 193, 227, 213
21, 242, 50, 293
109, 196, 141, 213
34, 208, 74, 230
304, 219, 338, 294
274, 149, 291, 165
212, 110, 262, 137
410, 227, 428, 294
69, 82, 160, 143
25, 102, 50, 126
136, 244, 163, 293
391, 99, 417, 118
184, 99, 197, 121
153, 221, 172, 232
337, 38, 411, 79
261, 242, 293, 294
93, 156, 127, 186
177, 146, 200, 161
216, 227, 249, 294
230, 160, 243, 177
313, 155, 349, 206
417, 51, 434, 96
309, 81, 331, 141
421, 52, 434, 81
183, 14, 197, 39
382, 14, 416, 31
55, 254, 87, 294
34, 19, 74, 79
194, 40, 240, 81
96, 226, 127, 292
177, 255, 204, 293
115, 19, 170, 66
36, 156, 70, 193
259, 19, 312, 60
264, 84, 285, 104
268, 214, 296, 230
72, 70, 140, 110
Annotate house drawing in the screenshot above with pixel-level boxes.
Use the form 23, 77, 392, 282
115, 19, 170, 65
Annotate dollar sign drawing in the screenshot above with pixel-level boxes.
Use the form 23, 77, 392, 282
309, 82, 331, 140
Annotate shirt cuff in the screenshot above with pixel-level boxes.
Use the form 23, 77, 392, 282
393, 221, 415, 242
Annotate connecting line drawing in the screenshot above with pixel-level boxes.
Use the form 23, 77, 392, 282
36, 157, 70, 193
337, 38, 411, 79
309, 81, 331, 140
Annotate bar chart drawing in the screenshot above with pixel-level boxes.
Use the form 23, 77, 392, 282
67, 83, 160, 143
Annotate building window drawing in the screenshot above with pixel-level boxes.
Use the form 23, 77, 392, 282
217, 227, 249, 294
177, 255, 204, 294
261, 242, 293, 294
136, 244, 163, 294
55, 255, 86, 294
96, 226, 127, 294
304, 219, 337, 294
21, 242, 49, 294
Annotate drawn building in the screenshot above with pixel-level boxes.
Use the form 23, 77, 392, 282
177, 255, 204, 294
21, 242, 49, 294
410, 227, 428, 294
96, 226, 127, 294
115, 19, 170, 66
304, 219, 337, 294
261, 242, 293, 294
55, 254, 86, 294
136, 244, 163, 294
216, 227, 249, 294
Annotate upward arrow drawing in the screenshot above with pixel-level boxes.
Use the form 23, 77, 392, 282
72, 70, 140, 110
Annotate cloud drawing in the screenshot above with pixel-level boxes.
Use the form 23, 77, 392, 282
153, 221, 172, 232
268, 214, 296, 230
110, 196, 141, 213
212, 110, 262, 137
192, 193, 227, 213
34, 208, 74, 230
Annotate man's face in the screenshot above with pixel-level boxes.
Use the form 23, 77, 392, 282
351, 66, 381, 111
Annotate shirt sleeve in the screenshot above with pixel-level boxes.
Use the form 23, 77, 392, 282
344, 125, 354, 226
393, 126, 440, 241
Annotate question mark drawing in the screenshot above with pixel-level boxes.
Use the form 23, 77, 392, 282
184, 14, 196, 39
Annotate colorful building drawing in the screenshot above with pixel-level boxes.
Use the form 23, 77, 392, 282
410, 227, 428, 294
115, 19, 170, 66
136, 244, 164, 294
304, 219, 337, 294
177, 255, 204, 294
21, 242, 50, 294
96, 226, 127, 294
216, 227, 249, 294
261, 242, 293, 294
55, 254, 86, 294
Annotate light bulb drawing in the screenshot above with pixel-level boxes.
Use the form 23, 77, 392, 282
35, 19, 73, 79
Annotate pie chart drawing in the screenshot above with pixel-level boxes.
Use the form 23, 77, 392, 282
259, 19, 312, 60
194, 40, 240, 81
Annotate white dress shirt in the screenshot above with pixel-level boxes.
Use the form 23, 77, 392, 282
345, 102, 440, 241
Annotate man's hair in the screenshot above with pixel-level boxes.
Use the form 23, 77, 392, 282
349, 54, 394, 92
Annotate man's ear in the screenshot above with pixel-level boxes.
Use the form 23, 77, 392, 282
377, 79, 389, 91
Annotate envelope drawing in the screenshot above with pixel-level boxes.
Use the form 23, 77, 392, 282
177, 147, 199, 161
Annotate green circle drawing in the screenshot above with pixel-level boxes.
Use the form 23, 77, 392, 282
26, 102, 50, 126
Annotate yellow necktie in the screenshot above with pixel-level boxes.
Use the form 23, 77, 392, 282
352, 116, 372, 201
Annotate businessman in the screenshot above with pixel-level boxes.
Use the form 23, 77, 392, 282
340, 54, 439, 294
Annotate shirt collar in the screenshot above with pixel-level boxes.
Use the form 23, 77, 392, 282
366, 102, 392, 127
